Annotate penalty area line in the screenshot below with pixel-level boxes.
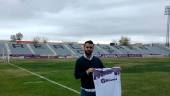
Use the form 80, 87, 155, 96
9, 63, 80, 94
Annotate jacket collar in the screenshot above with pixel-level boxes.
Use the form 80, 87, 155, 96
84, 54, 93, 61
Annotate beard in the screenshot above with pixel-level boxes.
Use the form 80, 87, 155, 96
85, 50, 92, 57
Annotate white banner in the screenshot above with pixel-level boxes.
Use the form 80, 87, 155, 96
93, 67, 121, 96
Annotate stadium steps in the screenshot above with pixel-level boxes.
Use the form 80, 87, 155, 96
46, 44, 57, 56
111, 46, 126, 54
95, 45, 109, 54
63, 44, 77, 56
106, 45, 122, 54
27, 44, 35, 54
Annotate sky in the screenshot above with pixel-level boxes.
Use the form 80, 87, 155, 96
0, 0, 170, 44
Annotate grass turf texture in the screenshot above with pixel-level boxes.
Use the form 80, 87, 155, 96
0, 57, 170, 96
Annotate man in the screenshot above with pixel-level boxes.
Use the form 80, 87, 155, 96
74, 40, 104, 96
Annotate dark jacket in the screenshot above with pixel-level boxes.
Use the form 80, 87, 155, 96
74, 56, 104, 89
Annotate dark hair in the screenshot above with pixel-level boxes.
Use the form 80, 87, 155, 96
84, 40, 94, 45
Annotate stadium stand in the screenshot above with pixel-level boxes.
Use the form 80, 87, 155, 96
97, 44, 120, 57
134, 45, 153, 55
0, 41, 170, 58
121, 46, 143, 57
146, 45, 170, 56
66, 43, 84, 57
48, 43, 73, 57
0, 42, 5, 56
94, 45, 110, 57
29, 43, 54, 56
8, 43, 32, 56
157, 46, 170, 55
110, 45, 129, 57
123, 46, 142, 54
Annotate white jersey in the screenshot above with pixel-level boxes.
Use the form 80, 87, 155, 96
93, 67, 121, 96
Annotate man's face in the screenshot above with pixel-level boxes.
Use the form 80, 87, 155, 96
84, 43, 94, 56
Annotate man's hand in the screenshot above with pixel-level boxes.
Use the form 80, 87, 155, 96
86, 68, 95, 75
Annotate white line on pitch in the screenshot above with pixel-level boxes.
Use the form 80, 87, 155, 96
23, 81, 44, 84
9, 63, 80, 94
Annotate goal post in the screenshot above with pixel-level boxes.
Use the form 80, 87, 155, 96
0, 48, 9, 64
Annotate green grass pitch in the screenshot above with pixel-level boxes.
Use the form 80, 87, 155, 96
0, 57, 170, 96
